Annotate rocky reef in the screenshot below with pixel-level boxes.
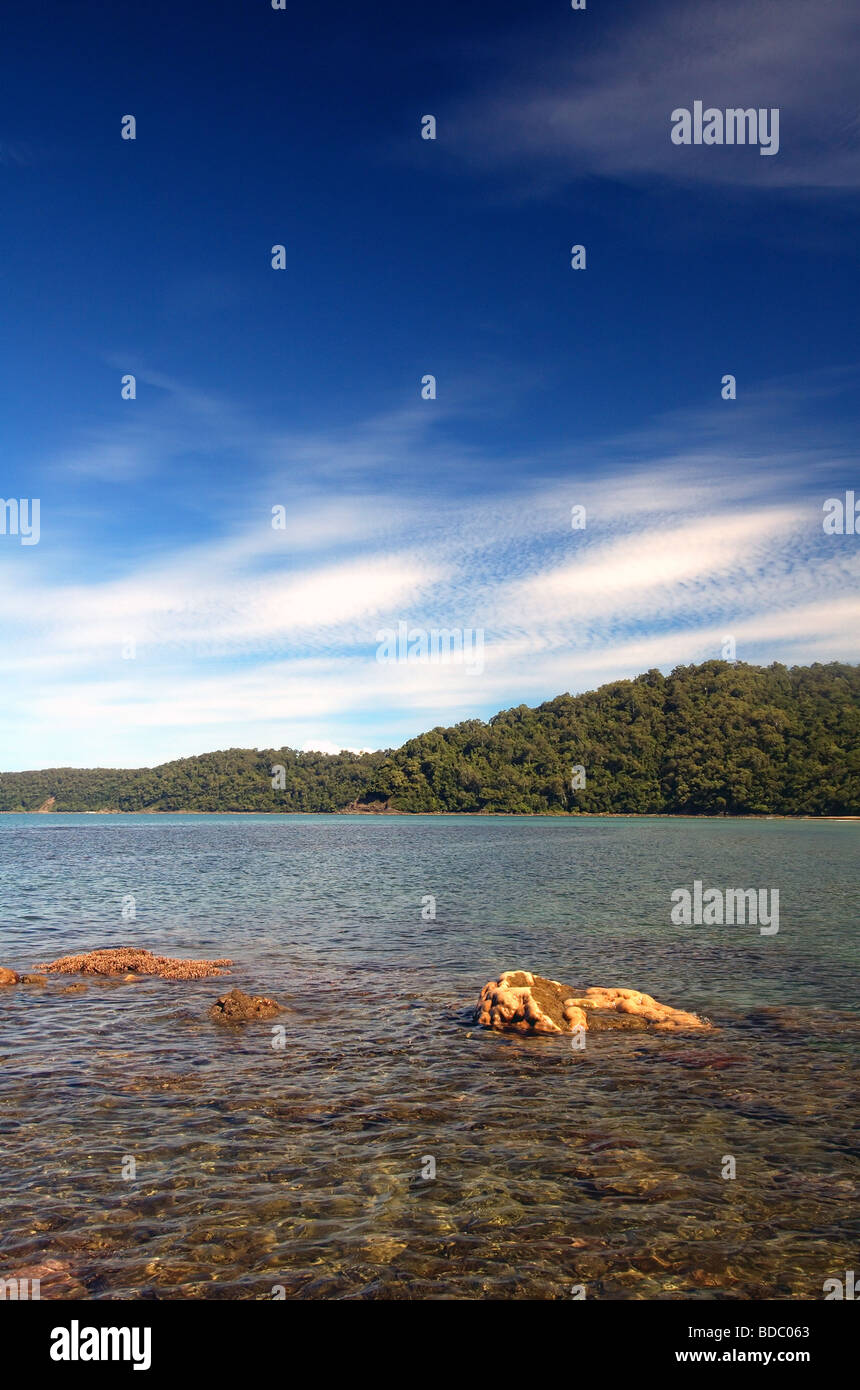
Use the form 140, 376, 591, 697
32, 947, 233, 980
1, 949, 288, 1025
475, 970, 711, 1034
208, 988, 282, 1022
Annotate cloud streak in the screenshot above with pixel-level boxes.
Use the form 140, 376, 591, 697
2, 389, 857, 769
447, 0, 860, 191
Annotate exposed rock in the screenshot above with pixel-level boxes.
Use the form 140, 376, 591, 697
209, 988, 282, 1022
0, 967, 20, 986
20, 974, 47, 986
60, 983, 88, 995
34, 947, 232, 980
573, 985, 711, 1031
475, 970, 711, 1035
476, 971, 585, 1034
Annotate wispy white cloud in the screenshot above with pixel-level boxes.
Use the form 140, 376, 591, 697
446, 0, 860, 191
2, 407, 857, 769
2, 356, 859, 768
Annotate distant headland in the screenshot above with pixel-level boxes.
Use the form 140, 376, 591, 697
1, 660, 858, 817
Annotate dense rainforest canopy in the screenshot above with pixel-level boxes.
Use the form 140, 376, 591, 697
1, 661, 857, 816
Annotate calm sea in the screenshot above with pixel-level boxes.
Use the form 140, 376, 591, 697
0, 814, 857, 1300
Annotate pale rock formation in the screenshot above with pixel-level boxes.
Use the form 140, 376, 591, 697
475, 970, 710, 1034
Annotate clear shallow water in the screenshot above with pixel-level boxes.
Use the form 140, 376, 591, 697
0, 814, 857, 1300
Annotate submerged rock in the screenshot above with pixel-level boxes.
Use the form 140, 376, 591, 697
208, 988, 282, 1022
475, 970, 710, 1035
0, 967, 20, 986
5, 1256, 87, 1299
34, 947, 233, 981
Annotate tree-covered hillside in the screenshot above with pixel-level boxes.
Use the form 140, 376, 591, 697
1, 661, 858, 815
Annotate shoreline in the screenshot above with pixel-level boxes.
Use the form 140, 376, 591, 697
1, 810, 857, 821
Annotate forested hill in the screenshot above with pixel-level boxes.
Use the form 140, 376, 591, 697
2, 661, 858, 816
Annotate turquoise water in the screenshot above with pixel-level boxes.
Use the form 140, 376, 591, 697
0, 814, 857, 1299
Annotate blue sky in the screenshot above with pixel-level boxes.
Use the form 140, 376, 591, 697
1, 0, 858, 769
